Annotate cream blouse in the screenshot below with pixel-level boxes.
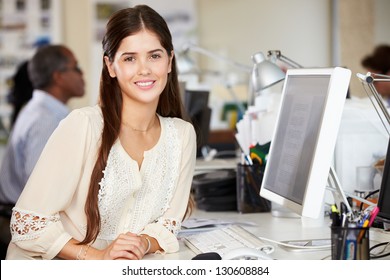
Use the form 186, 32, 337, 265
6, 105, 196, 260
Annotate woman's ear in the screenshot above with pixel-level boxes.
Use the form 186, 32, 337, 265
104, 56, 116, 78
168, 51, 174, 73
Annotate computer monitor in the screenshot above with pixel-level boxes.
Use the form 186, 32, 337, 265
376, 138, 390, 224
259, 67, 351, 219
183, 89, 212, 157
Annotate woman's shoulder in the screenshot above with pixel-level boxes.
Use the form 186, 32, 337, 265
60, 105, 103, 132
65, 105, 102, 123
160, 116, 194, 131
69, 105, 102, 118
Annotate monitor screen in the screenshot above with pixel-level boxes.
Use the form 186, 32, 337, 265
377, 139, 390, 222
183, 89, 211, 157
260, 67, 351, 219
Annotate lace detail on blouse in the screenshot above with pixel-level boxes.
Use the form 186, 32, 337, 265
10, 208, 60, 242
97, 118, 182, 240
97, 142, 134, 240
156, 217, 182, 235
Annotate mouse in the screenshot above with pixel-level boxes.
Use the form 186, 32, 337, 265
222, 247, 273, 260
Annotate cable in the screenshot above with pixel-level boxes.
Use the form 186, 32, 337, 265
359, 189, 380, 211
369, 241, 390, 259
257, 236, 331, 251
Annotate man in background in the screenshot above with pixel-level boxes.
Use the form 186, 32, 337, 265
0, 45, 85, 258
361, 44, 390, 105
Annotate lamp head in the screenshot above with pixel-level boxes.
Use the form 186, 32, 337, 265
251, 52, 285, 92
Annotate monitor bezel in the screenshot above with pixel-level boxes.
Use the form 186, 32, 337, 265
377, 138, 390, 221
259, 67, 351, 219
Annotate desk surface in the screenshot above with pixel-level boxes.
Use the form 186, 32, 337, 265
145, 209, 390, 260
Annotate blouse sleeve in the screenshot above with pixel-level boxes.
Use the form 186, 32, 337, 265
10, 109, 96, 259
140, 121, 196, 253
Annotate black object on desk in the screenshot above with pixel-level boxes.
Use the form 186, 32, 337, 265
236, 163, 271, 213
192, 252, 222, 260
192, 169, 237, 211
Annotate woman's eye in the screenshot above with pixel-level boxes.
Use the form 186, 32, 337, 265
150, 53, 161, 60
124, 56, 135, 62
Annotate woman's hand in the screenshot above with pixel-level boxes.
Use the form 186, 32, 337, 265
101, 232, 149, 260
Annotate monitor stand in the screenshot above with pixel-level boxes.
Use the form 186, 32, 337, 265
271, 203, 326, 227
271, 204, 300, 218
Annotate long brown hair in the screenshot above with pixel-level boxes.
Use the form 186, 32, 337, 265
80, 5, 192, 245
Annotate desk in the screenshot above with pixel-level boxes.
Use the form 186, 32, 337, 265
145, 209, 390, 260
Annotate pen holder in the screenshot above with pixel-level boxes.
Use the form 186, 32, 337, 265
236, 163, 271, 213
331, 226, 370, 260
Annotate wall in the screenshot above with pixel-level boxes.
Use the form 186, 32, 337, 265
197, 0, 331, 70
375, 0, 390, 45
61, 0, 93, 109
60, 0, 389, 109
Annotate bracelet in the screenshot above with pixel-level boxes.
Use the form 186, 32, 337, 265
82, 244, 91, 260
143, 236, 151, 254
76, 246, 84, 260
76, 244, 91, 260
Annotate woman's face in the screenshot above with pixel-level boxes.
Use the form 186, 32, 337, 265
104, 29, 173, 106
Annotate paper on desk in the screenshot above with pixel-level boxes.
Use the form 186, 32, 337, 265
251, 111, 277, 145
235, 115, 251, 155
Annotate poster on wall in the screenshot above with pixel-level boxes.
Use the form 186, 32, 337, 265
93, 1, 129, 42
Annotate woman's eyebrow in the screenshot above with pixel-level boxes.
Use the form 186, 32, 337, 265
120, 49, 164, 56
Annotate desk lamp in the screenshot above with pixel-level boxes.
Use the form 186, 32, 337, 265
249, 52, 285, 106
357, 72, 390, 135
249, 50, 303, 106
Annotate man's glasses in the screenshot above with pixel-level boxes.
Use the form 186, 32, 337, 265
60, 65, 82, 74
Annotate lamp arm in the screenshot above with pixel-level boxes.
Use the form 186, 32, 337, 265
357, 72, 390, 135
278, 54, 303, 69
186, 44, 252, 73
267, 50, 303, 69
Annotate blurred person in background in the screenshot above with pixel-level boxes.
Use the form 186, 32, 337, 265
7, 38, 50, 128
7, 61, 34, 128
0, 45, 85, 259
361, 44, 390, 105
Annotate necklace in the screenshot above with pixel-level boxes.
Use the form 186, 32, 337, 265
122, 116, 157, 132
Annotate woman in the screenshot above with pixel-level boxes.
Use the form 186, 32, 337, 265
6, 5, 196, 260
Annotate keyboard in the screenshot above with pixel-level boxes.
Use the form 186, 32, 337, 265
182, 224, 273, 257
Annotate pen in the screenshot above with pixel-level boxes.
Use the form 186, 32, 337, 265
244, 154, 253, 165
357, 219, 369, 243
340, 202, 348, 227
358, 212, 370, 227
368, 206, 379, 227
344, 224, 357, 260
331, 204, 341, 226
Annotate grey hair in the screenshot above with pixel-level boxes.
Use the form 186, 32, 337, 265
28, 45, 71, 89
